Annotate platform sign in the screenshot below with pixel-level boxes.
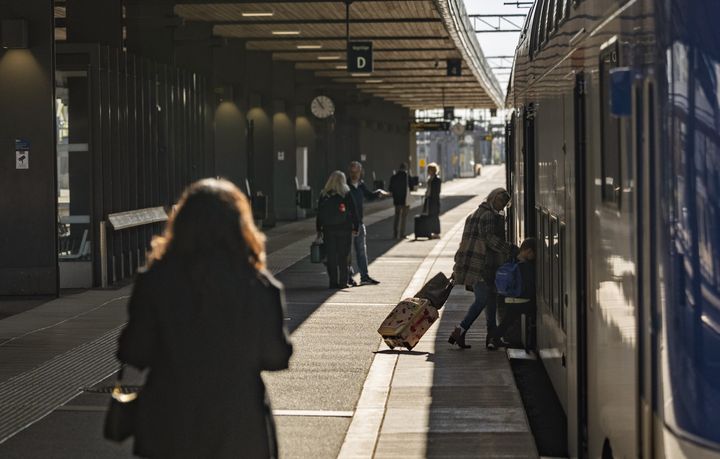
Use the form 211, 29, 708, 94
447, 59, 462, 77
410, 121, 450, 131
15, 138, 29, 169
348, 41, 373, 73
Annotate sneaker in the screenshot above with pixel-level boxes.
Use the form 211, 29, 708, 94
360, 277, 381, 285
348, 279, 359, 287
485, 337, 499, 351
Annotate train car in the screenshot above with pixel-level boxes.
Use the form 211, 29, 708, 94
506, 0, 720, 457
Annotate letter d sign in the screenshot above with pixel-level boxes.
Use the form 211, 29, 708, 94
348, 41, 373, 73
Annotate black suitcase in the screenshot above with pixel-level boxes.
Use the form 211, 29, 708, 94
414, 215, 438, 239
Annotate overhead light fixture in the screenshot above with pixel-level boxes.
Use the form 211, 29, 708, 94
242, 12, 274, 17
272, 31, 300, 35
336, 65, 348, 70
365, 80, 384, 83
351, 73, 371, 77
297, 44, 322, 49
317, 56, 340, 60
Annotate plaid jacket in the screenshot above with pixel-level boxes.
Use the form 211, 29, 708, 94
452, 202, 513, 287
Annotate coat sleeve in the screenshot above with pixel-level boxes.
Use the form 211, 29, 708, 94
479, 212, 513, 257
117, 272, 157, 369
258, 277, 293, 371
361, 182, 381, 201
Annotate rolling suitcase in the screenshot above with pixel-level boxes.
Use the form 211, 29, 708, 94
377, 298, 438, 350
414, 215, 433, 239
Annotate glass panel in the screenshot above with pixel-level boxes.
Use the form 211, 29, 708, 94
599, 43, 622, 206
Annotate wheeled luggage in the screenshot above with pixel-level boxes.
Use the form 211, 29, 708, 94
377, 298, 438, 350
414, 215, 434, 239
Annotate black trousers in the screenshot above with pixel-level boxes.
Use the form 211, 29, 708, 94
491, 300, 535, 342
324, 229, 352, 287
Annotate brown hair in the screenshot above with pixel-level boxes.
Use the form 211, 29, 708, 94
148, 178, 266, 271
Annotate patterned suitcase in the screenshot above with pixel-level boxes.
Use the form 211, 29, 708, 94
377, 298, 439, 350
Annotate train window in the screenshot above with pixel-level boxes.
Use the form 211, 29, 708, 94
599, 41, 622, 207
559, 222, 566, 331
556, 0, 568, 26
536, 206, 545, 304
551, 216, 560, 321
543, 210, 552, 307
531, 0, 545, 54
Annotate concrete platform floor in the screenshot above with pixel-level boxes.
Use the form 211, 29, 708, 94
0, 166, 537, 458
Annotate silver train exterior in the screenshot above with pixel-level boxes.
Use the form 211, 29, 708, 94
505, 0, 720, 457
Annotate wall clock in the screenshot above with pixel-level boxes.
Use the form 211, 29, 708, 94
310, 95, 335, 119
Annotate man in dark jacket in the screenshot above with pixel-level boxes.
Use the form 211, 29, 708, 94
449, 188, 514, 349
389, 163, 410, 240
347, 161, 389, 285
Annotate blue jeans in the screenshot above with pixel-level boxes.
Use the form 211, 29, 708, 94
460, 280, 497, 332
350, 224, 370, 280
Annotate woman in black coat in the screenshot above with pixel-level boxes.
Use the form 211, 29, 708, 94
117, 179, 293, 459
316, 170, 360, 289
424, 162, 442, 237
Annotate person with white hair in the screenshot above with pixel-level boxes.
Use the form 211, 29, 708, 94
316, 171, 360, 289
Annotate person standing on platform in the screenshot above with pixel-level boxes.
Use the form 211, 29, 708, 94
317, 171, 360, 289
347, 161, 389, 286
389, 163, 411, 240
423, 162, 442, 239
116, 179, 292, 459
448, 188, 514, 350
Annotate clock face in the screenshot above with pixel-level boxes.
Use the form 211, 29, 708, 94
310, 95, 335, 119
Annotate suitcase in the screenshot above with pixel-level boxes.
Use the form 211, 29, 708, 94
414, 215, 434, 239
414, 272, 454, 309
377, 298, 438, 350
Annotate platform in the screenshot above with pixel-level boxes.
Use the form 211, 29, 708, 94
0, 166, 536, 458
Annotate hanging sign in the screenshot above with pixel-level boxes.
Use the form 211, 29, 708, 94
15, 138, 29, 169
447, 59, 462, 77
348, 41, 373, 73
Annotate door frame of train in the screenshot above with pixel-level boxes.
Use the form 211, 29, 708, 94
574, 72, 589, 459
637, 77, 659, 459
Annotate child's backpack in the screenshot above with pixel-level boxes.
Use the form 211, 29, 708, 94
495, 261, 523, 297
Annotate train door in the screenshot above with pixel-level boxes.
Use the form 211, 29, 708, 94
574, 73, 589, 459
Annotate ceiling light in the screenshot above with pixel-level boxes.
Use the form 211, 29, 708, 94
351, 73, 371, 77
317, 56, 340, 61
242, 12, 274, 17
272, 31, 300, 35
336, 65, 348, 70
365, 79, 384, 83
297, 44, 322, 49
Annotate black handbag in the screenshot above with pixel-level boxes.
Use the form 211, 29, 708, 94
414, 272, 455, 309
103, 366, 139, 442
310, 240, 326, 264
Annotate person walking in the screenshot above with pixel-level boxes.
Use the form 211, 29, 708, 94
424, 163, 442, 238
389, 163, 411, 240
116, 178, 293, 459
347, 161, 389, 285
317, 171, 360, 289
448, 188, 514, 350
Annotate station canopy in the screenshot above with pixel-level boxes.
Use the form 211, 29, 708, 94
174, 0, 504, 110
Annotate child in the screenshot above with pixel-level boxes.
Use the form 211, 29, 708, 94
487, 238, 536, 349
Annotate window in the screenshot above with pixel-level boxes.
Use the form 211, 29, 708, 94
548, 0, 558, 34
542, 210, 552, 306
556, 0, 568, 27
551, 216, 560, 320
599, 41, 622, 206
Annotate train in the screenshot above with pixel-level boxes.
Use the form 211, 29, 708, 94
505, 0, 719, 457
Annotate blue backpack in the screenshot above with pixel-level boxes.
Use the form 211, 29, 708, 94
495, 261, 523, 297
